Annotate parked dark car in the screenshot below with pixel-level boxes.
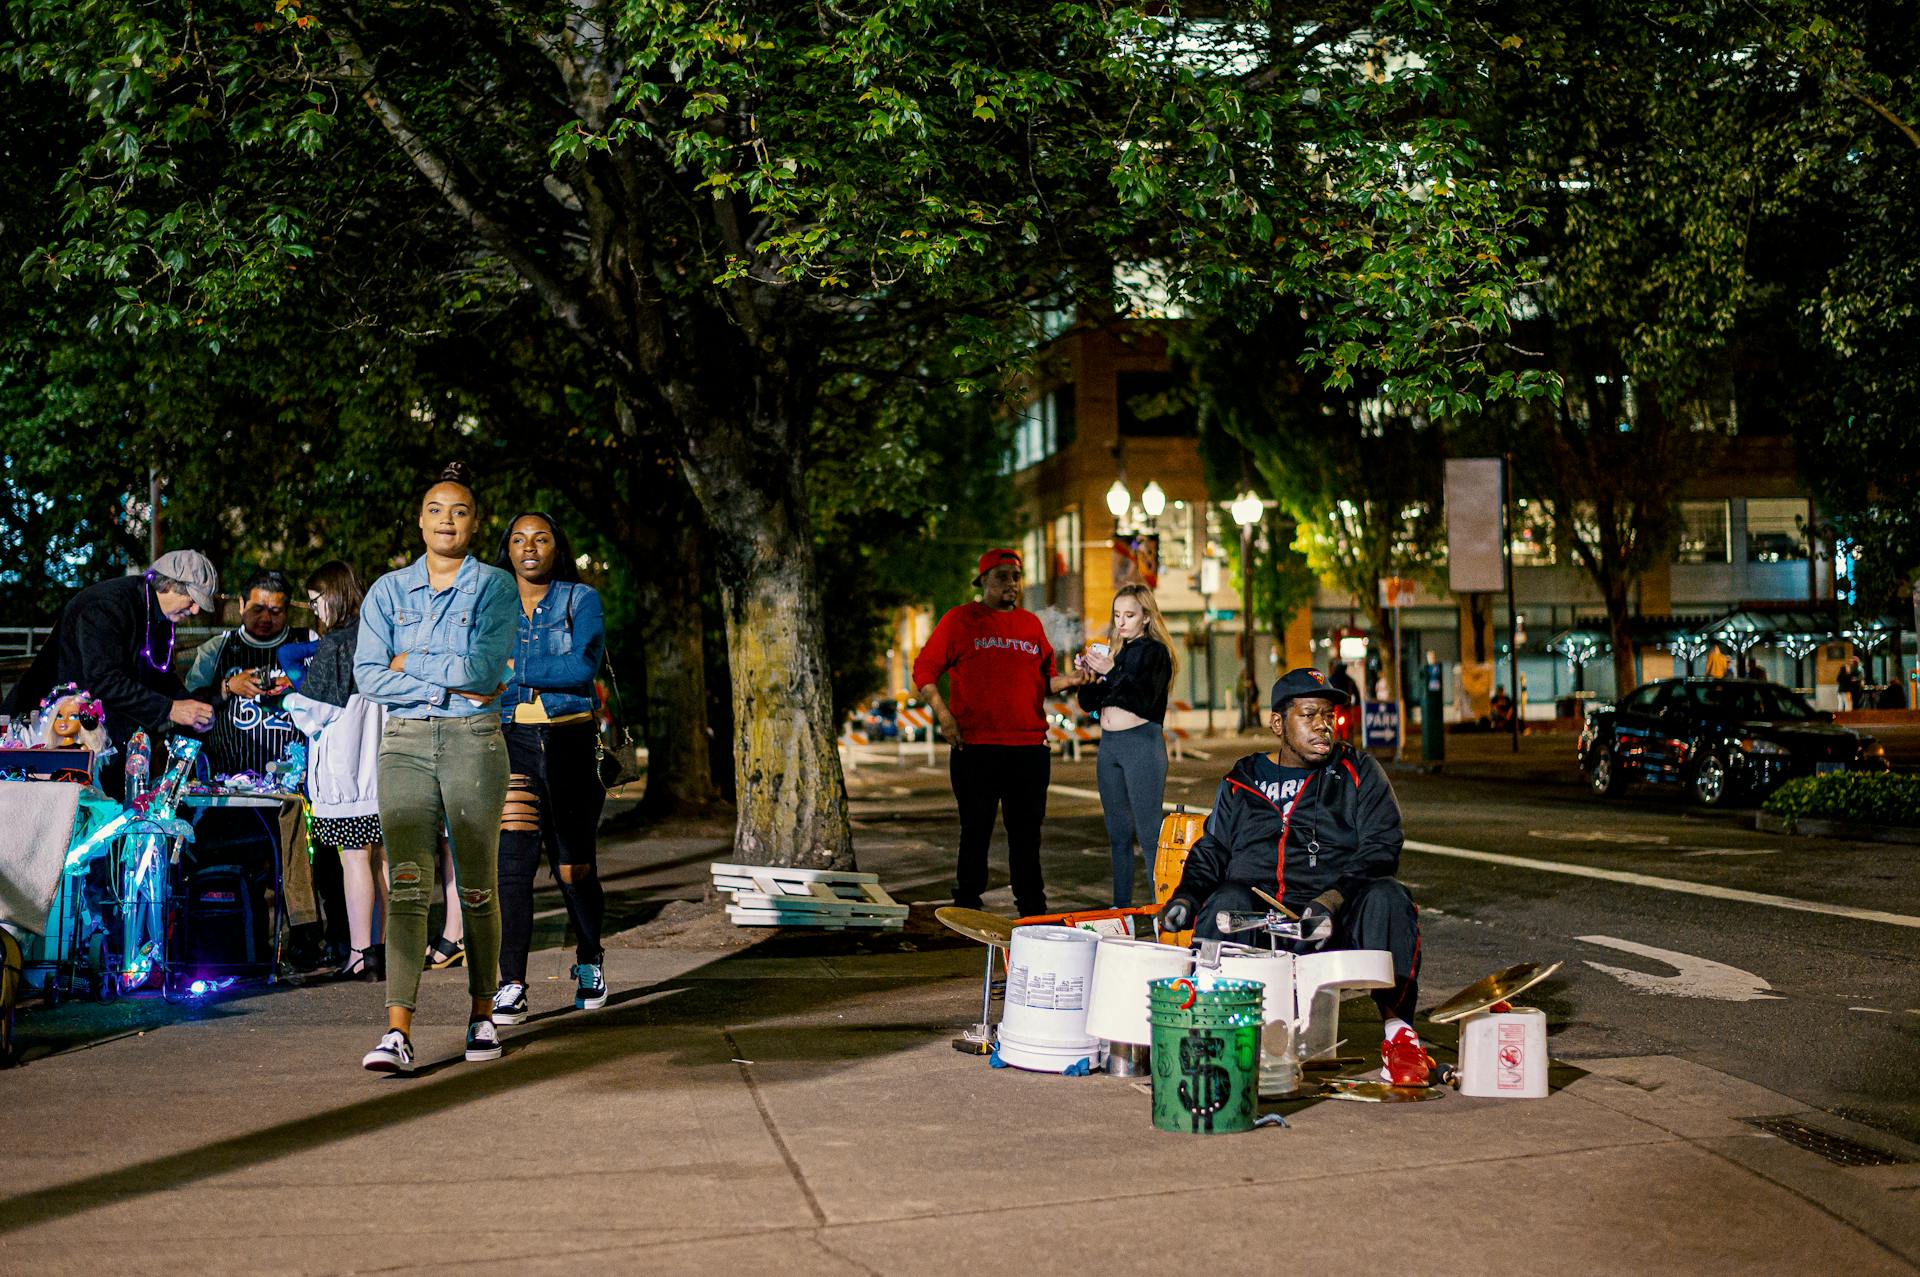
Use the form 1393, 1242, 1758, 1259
1579, 678, 1888, 807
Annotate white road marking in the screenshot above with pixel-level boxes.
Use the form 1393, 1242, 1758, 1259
1051, 784, 1202, 817
1530, 829, 1669, 844
1405, 839, 1920, 930
1681, 848, 1779, 858
1850, 1007, 1892, 1014
1578, 935, 1785, 1001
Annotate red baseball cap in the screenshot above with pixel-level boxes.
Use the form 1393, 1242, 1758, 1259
974, 548, 1022, 582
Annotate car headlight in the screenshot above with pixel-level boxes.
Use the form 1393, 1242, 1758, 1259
1737, 738, 1789, 756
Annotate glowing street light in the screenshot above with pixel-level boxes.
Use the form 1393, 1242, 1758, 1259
1141, 480, 1166, 520
1105, 479, 1132, 521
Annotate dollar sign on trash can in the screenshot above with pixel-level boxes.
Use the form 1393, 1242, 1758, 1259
1178, 1031, 1231, 1133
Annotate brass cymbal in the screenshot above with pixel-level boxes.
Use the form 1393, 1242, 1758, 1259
1426, 960, 1564, 1025
935, 906, 1016, 948
1250, 886, 1298, 919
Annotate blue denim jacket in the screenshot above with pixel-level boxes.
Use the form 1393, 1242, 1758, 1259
499, 580, 604, 722
354, 555, 518, 718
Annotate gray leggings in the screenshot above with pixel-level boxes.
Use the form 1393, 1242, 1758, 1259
1096, 721, 1167, 907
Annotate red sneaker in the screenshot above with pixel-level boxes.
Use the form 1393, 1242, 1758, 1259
1380, 1026, 1433, 1087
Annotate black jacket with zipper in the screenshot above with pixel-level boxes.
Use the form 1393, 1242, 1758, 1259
2, 574, 184, 747
1172, 741, 1404, 912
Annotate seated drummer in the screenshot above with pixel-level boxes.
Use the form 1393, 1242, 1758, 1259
1157, 667, 1432, 1086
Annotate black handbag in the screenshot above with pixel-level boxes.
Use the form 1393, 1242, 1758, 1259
553, 583, 639, 792
595, 657, 640, 792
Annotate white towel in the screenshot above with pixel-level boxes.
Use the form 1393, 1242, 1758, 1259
0, 780, 84, 936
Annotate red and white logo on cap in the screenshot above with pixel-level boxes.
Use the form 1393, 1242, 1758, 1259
1308, 669, 1326, 683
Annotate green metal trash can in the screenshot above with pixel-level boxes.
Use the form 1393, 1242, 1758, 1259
1148, 976, 1263, 1134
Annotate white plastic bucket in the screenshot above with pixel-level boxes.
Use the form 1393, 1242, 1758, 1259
1459, 1007, 1549, 1098
1209, 945, 1300, 1093
1087, 937, 1192, 1047
996, 925, 1101, 1071
1293, 948, 1393, 1062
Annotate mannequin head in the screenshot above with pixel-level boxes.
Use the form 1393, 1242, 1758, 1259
37, 684, 108, 753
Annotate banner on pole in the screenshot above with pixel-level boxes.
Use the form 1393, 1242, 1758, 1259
1445, 458, 1505, 594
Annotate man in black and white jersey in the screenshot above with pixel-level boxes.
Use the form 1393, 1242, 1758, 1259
1157, 667, 1432, 1086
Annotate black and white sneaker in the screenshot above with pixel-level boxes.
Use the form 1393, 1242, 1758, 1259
573, 962, 608, 1011
362, 1029, 413, 1074
465, 1018, 503, 1062
491, 981, 529, 1026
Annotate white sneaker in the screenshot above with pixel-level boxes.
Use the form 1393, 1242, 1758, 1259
491, 982, 529, 1026
465, 1018, 503, 1062
362, 1029, 413, 1074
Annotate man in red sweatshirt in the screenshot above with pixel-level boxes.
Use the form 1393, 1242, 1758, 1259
914, 549, 1085, 917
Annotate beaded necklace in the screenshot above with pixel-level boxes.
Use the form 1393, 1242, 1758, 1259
139, 572, 177, 672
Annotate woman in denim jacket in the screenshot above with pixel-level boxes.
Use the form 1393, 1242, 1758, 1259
486, 512, 610, 1027
353, 462, 518, 1074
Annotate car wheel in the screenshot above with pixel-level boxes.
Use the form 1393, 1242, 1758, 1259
1587, 750, 1622, 797
1692, 752, 1733, 807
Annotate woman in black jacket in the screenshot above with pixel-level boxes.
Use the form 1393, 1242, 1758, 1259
1077, 582, 1176, 906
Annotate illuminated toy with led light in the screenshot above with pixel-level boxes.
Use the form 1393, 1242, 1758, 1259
61, 737, 202, 992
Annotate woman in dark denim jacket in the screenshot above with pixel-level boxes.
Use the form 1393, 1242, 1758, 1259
486, 512, 610, 1026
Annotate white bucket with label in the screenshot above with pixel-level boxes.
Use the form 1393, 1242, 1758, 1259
1087, 937, 1192, 1047
1458, 1006, 1549, 1098
996, 925, 1101, 1072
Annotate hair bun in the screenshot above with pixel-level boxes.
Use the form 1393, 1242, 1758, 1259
438, 460, 476, 489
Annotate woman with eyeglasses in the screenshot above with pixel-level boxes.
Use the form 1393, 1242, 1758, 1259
283, 561, 388, 982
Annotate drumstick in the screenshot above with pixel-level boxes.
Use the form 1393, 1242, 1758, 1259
1251, 886, 1298, 919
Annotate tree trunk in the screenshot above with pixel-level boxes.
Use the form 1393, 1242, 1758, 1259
1605, 585, 1638, 695
711, 525, 853, 869
680, 410, 853, 868
1364, 597, 1398, 706
636, 517, 718, 819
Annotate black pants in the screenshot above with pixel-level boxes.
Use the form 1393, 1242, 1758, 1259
949, 744, 1050, 918
497, 721, 606, 983
1193, 878, 1420, 1022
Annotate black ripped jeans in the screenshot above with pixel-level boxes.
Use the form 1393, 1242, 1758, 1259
496, 720, 606, 985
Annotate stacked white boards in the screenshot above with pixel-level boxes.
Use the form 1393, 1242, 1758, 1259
711, 862, 909, 930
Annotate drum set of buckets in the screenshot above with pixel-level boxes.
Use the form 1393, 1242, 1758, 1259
934, 809, 1560, 1111
939, 907, 1402, 1097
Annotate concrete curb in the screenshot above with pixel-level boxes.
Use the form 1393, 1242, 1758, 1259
1754, 810, 1920, 845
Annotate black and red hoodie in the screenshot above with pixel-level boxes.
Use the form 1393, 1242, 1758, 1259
1171, 742, 1405, 913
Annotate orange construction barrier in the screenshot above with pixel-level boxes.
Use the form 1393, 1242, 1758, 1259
1152, 807, 1208, 947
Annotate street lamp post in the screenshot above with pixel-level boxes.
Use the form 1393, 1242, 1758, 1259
1231, 491, 1263, 731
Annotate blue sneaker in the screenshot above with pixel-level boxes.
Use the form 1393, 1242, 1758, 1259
573, 962, 607, 1011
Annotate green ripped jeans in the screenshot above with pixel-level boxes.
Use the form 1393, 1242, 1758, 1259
377, 716, 510, 1011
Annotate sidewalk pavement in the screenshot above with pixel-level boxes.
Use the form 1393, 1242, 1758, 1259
3, 805, 1917, 1275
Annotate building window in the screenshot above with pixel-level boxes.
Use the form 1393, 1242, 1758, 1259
1051, 509, 1082, 579
1003, 389, 1077, 474
1746, 498, 1809, 563
1674, 500, 1730, 564
1022, 527, 1047, 588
